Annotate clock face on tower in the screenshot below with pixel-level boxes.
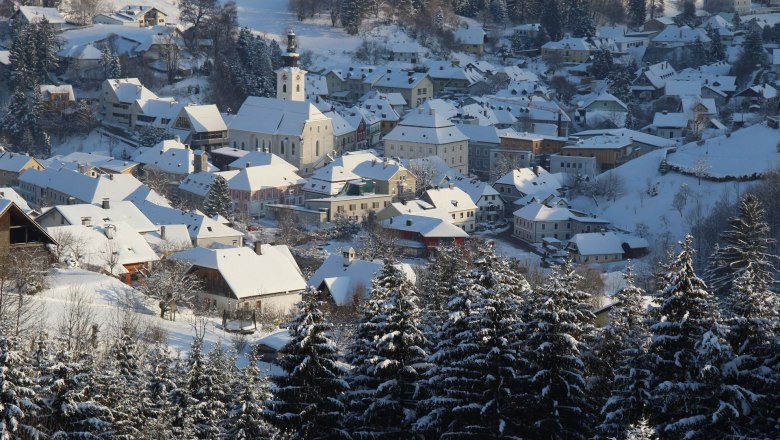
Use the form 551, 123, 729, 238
282, 74, 288, 80
296, 74, 301, 80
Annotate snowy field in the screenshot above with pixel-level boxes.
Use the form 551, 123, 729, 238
35, 268, 279, 371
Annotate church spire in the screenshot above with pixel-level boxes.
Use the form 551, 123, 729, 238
283, 29, 299, 68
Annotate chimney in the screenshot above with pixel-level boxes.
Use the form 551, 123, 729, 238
343, 247, 355, 266
160, 225, 166, 241
194, 152, 208, 173
105, 224, 116, 239
81, 216, 92, 227
254, 240, 263, 255
406, 219, 412, 226
245, 161, 251, 168
101, 198, 110, 209
556, 111, 563, 137
68, 197, 76, 205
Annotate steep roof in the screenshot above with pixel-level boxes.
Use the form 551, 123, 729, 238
440, 175, 500, 204
653, 112, 688, 128
40, 201, 157, 233
495, 167, 562, 196
384, 110, 469, 144
454, 26, 486, 45
309, 253, 416, 306
40, 84, 75, 101
136, 201, 242, 240
228, 96, 329, 137
513, 203, 574, 222
0, 188, 33, 213
181, 104, 227, 132
382, 213, 469, 238
377, 70, 429, 89
17, 6, 66, 24
422, 186, 478, 212
104, 78, 158, 103
169, 245, 306, 299
0, 152, 38, 172
568, 232, 625, 256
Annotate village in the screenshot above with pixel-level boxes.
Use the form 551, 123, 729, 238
0, 0, 779, 437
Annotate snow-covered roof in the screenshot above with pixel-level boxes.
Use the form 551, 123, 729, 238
0, 50, 10, 66
180, 104, 226, 132
579, 92, 628, 110
178, 171, 223, 197
169, 245, 306, 299
640, 61, 677, 89
572, 128, 676, 148
256, 330, 291, 351
142, 224, 191, 250
228, 96, 329, 137
96, 5, 167, 24
133, 139, 208, 175
228, 151, 299, 173
454, 26, 486, 45
456, 124, 507, 144
58, 43, 102, 60
227, 166, 305, 192
377, 70, 429, 89
542, 37, 593, 51
323, 110, 356, 137
568, 232, 624, 256
774, 48, 780, 66
104, 78, 158, 103
19, 167, 168, 205
309, 253, 416, 306
135, 201, 242, 240
440, 175, 500, 205
0, 188, 33, 213
382, 213, 469, 238
651, 25, 710, 44
46, 222, 159, 274
16, 6, 66, 24
61, 25, 180, 57
40, 201, 157, 233
564, 135, 633, 151
422, 186, 478, 212
495, 167, 562, 196
665, 80, 702, 97
40, 84, 75, 101
384, 109, 469, 144
652, 112, 689, 128
0, 152, 38, 172
673, 67, 736, 94
513, 203, 574, 222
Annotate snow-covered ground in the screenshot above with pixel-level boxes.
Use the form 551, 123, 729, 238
35, 268, 279, 371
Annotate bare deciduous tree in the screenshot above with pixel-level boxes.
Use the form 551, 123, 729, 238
407, 158, 439, 197
137, 260, 203, 320
66, 0, 107, 26
57, 286, 98, 353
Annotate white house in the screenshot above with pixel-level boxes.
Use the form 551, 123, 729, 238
169, 244, 306, 314
420, 185, 478, 232
93, 5, 168, 27
439, 175, 504, 223
513, 203, 610, 243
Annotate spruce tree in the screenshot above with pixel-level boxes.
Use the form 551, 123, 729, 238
706, 27, 725, 62
540, 0, 564, 41
266, 287, 349, 439
590, 49, 614, 80
627, 0, 647, 30
34, 17, 59, 81
100, 46, 122, 79
141, 345, 177, 439
203, 175, 233, 219
0, 337, 42, 439
418, 244, 466, 330
344, 260, 428, 438
648, 236, 750, 438
1, 87, 30, 145
95, 334, 144, 439
691, 37, 706, 67
624, 417, 656, 440
570, 2, 595, 38
706, 194, 776, 298
192, 341, 233, 439
598, 264, 652, 437
224, 359, 277, 439
520, 261, 595, 439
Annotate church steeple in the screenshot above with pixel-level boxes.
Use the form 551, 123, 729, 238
276, 29, 306, 101
283, 29, 300, 68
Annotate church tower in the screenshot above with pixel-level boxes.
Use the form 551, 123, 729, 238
276, 30, 306, 101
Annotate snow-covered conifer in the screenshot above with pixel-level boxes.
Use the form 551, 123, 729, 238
0, 337, 42, 439
267, 287, 349, 439
203, 175, 233, 219
224, 359, 277, 439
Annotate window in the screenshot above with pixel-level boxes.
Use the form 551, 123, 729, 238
291, 143, 296, 156
316, 140, 320, 156
283, 84, 287, 93
296, 84, 300, 92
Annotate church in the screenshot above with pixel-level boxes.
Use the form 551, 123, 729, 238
226, 31, 335, 175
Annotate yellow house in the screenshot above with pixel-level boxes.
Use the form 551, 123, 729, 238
542, 37, 594, 64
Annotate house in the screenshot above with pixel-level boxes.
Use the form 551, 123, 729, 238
561, 135, 636, 171
93, 5, 168, 26
632, 61, 677, 99
323, 110, 358, 153
734, 84, 778, 108
456, 124, 512, 179
643, 16, 675, 32
549, 154, 599, 181
566, 232, 649, 263
39, 84, 76, 111
420, 186, 478, 232
381, 212, 469, 258
0, 199, 57, 256
42, 152, 140, 176
650, 26, 710, 48
11, 6, 68, 31
168, 243, 306, 314
575, 92, 629, 128
357, 94, 402, 135
440, 175, 504, 223
100, 78, 158, 126
572, 128, 677, 152
390, 42, 425, 64
171, 104, 228, 152
0, 188, 35, 215
179, 164, 306, 218
0, 152, 44, 187
541, 37, 593, 64
133, 139, 213, 186
18, 167, 168, 208
703, 0, 750, 14
454, 26, 486, 55
493, 167, 563, 208
424, 60, 481, 96
58, 44, 103, 80
36, 200, 157, 234
383, 109, 470, 174
512, 203, 610, 243
652, 111, 689, 139
45, 221, 159, 283
323, 66, 385, 103
343, 106, 379, 149
60, 25, 184, 68
373, 69, 433, 108
226, 96, 335, 174
135, 201, 244, 247
208, 147, 249, 171
302, 183, 393, 223
498, 131, 568, 156
308, 248, 416, 306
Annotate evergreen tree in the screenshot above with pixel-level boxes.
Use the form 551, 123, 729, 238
732, 10, 741, 29
520, 261, 595, 439
8, 24, 36, 90
341, 0, 366, 35
706, 194, 776, 298
691, 37, 706, 67
598, 264, 652, 437
95, 334, 144, 439
267, 287, 349, 439
624, 417, 656, 440
570, 2, 595, 38
627, 0, 647, 30
1, 87, 30, 144
490, 0, 508, 23
224, 359, 277, 439
735, 29, 766, 78
41, 350, 113, 437
0, 337, 43, 439
269, 40, 284, 71
647, 236, 750, 438
137, 125, 172, 147
171, 340, 203, 438
607, 64, 634, 104
418, 244, 466, 331
706, 27, 726, 63
100, 46, 122, 79
203, 175, 233, 219
192, 341, 233, 439
540, 0, 564, 41
590, 49, 614, 80
434, 6, 444, 29
34, 17, 59, 81
675, 1, 696, 27
344, 261, 428, 438
418, 244, 530, 437
511, 29, 524, 53
141, 345, 177, 439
